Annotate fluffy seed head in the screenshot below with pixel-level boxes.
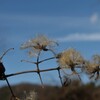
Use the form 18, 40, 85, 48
57, 48, 84, 68
20, 35, 58, 56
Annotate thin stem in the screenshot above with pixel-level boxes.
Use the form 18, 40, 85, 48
36, 51, 44, 88
61, 68, 82, 81
38, 56, 56, 63
48, 48, 57, 56
4, 74, 15, 98
37, 51, 40, 62
61, 67, 83, 76
21, 60, 36, 64
21, 56, 56, 65
57, 67, 63, 86
6, 67, 62, 78
90, 74, 95, 79
0, 48, 14, 61
77, 74, 82, 81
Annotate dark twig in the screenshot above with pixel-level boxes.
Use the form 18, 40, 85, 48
3, 74, 15, 98
48, 48, 57, 56
36, 51, 44, 88
6, 67, 62, 78
38, 56, 56, 63
21, 60, 36, 64
57, 67, 63, 86
21, 56, 56, 65
0, 48, 14, 61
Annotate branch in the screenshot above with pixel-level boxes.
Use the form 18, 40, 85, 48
6, 67, 61, 78
57, 67, 63, 86
0, 48, 14, 61
48, 48, 57, 56
38, 56, 56, 63
21, 56, 56, 65
21, 60, 36, 64
36, 51, 44, 88
4, 74, 15, 98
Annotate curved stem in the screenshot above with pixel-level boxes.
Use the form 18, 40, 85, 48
0, 48, 14, 61
48, 48, 57, 56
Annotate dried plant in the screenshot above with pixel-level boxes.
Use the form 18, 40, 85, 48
20, 34, 58, 57
0, 48, 13, 80
20, 35, 59, 87
0, 48, 19, 100
92, 54, 100, 65
1, 35, 100, 100
57, 48, 84, 74
84, 57, 100, 80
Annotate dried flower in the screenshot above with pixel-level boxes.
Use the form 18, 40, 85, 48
92, 54, 100, 65
85, 61, 98, 73
57, 48, 84, 73
84, 57, 100, 80
20, 35, 58, 56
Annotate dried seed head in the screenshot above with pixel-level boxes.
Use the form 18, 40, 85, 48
92, 54, 100, 65
20, 35, 58, 56
57, 48, 84, 69
84, 54, 100, 74
84, 61, 98, 74
84, 60, 100, 80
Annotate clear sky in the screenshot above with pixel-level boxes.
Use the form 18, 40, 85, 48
0, 0, 100, 86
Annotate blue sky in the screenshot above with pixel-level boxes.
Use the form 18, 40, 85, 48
0, 0, 100, 86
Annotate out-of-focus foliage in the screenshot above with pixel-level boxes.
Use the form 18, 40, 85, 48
0, 81, 100, 100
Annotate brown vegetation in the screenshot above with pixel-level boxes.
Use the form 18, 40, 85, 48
0, 81, 100, 100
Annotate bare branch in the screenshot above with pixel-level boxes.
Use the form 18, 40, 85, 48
21, 60, 36, 64
6, 67, 61, 78
57, 67, 63, 86
0, 48, 14, 61
36, 51, 44, 88
39, 56, 56, 63
3, 74, 15, 98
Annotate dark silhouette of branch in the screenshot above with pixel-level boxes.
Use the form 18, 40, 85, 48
21, 56, 56, 65
0, 48, 14, 61
6, 67, 62, 78
36, 51, 44, 88
4, 74, 15, 98
57, 67, 63, 86
38, 56, 56, 63
21, 60, 36, 64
